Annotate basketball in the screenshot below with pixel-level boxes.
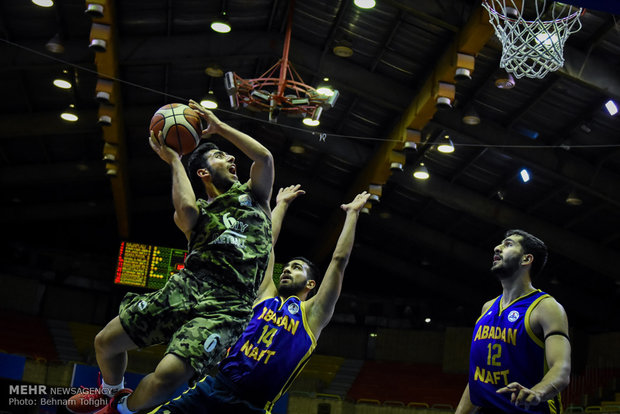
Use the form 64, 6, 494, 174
149, 103, 202, 155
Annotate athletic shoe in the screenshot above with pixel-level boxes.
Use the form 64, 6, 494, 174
94, 388, 133, 414
66, 386, 109, 414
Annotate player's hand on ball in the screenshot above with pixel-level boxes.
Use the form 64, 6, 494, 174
188, 99, 223, 137
149, 130, 180, 164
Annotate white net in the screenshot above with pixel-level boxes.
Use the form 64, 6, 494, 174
482, 0, 584, 79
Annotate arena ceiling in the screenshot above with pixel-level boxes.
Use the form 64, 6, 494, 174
1, 0, 619, 332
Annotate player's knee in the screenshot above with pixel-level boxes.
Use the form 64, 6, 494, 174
151, 369, 186, 392
94, 326, 120, 356
94, 329, 110, 355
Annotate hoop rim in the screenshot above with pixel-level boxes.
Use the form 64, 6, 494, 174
482, 1, 585, 25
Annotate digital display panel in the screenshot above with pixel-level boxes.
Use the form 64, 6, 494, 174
115, 242, 187, 289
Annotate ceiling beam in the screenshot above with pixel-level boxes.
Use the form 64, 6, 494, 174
390, 172, 620, 281
311, 4, 496, 262
431, 109, 620, 206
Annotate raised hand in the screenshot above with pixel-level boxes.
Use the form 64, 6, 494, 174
188, 99, 223, 137
276, 184, 306, 205
341, 191, 370, 213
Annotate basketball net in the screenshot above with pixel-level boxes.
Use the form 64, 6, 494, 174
482, 0, 584, 79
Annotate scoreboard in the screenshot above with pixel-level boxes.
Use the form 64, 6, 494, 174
115, 241, 187, 289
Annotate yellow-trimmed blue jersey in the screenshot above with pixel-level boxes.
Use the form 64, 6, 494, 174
219, 296, 317, 411
468, 290, 562, 413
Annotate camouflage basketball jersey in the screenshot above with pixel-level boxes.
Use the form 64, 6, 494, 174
185, 181, 272, 298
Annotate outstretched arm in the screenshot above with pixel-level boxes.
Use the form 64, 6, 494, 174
149, 131, 199, 240
307, 191, 370, 336
188, 100, 274, 211
496, 298, 571, 410
255, 185, 306, 304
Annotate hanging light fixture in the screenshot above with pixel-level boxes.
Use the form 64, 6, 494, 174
60, 104, 78, 122
413, 163, 430, 180
46, 33, 65, 54
565, 190, 582, 206
354, 0, 376, 9
462, 106, 481, 125
211, 12, 231, 33
495, 70, 515, 89
200, 91, 218, 109
53, 70, 72, 89
437, 134, 455, 153
32, 0, 53, 7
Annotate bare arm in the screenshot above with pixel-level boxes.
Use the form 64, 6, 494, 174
255, 185, 306, 304
149, 131, 199, 239
189, 100, 274, 211
496, 297, 571, 410
455, 384, 478, 414
307, 191, 370, 336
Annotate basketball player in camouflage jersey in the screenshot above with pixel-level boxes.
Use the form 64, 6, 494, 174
68, 100, 274, 414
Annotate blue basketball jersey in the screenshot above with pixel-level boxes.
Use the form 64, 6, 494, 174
468, 290, 562, 414
219, 296, 316, 411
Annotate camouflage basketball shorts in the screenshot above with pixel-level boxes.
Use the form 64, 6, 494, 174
118, 270, 254, 381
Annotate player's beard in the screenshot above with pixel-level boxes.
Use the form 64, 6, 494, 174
278, 279, 308, 298
490, 254, 521, 279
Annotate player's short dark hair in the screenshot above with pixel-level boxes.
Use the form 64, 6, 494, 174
290, 256, 320, 299
186, 142, 219, 192
505, 229, 548, 277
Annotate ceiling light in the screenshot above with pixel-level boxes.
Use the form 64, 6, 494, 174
495, 70, 515, 89
354, 0, 376, 9
368, 184, 382, 203
565, 190, 582, 206
53, 71, 72, 89
95, 78, 114, 104
53, 79, 72, 89
519, 168, 531, 183
316, 87, 334, 97
211, 14, 231, 33
462, 106, 481, 125
303, 107, 322, 126
604, 99, 618, 116
89, 23, 110, 52
536, 32, 559, 47
98, 115, 112, 126
323, 77, 330, 82
85, 2, 104, 18
333, 40, 353, 58
424, 318, 431, 323
302, 118, 320, 126
205, 64, 224, 77
454, 53, 475, 81
32, 0, 53, 7
413, 163, 430, 180
435, 82, 455, 109
200, 91, 218, 109
289, 142, 305, 154
45, 33, 64, 54
60, 105, 78, 122
437, 134, 455, 153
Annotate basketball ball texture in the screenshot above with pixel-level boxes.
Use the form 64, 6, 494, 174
149, 103, 202, 155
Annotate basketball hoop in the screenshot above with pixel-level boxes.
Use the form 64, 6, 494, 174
482, 0, 584, 79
